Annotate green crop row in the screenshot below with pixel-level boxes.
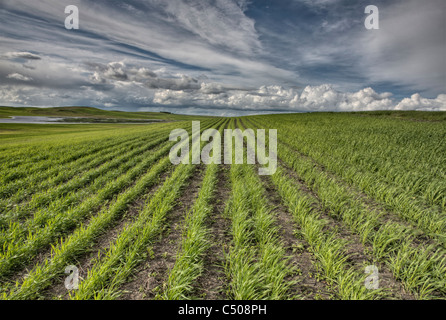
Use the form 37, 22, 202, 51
239, 118, 383, 300
70, 120, 225, 299
247, 117, 445, 299
251, 117, 446, 244
0, 122, 181, 171
0, 126, 152, 179
0, 132, 158, 201
1, 119, 222, 299
161, 119, 230, 299
0, 133, 168, 222
0, 139, 173, 279
0, 126, 177, 200
221, 119, 293, 300
0, 135, 170, 251
253, 114, 446, 209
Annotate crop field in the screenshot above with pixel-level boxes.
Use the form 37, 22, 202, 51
0, 111, 445, 300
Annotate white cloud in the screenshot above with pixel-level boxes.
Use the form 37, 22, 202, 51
6, 73, 33, 81
0, 0, 295, 90
2, 51, 41, 60
158, 0, 261, 55
0, 86, 27, 104
395, 93, 446, 111
87, 61, 203, 90
336, 87, 394, 111
153, 84, 417, 113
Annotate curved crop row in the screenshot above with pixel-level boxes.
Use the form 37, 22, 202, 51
0, 135, 171, 250
0, 119, 221, 299
70, 120, 225, 299
248, 118, 446, 299
240, 119, 383, 300
161, 119, 229, 299
254, 114, 446, 209
0, 128, 175, 200
251, 117, 446, 242
221, 120, 293, 300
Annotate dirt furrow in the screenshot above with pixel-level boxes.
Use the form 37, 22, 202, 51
278, 161, 415, 300
278, 138, 440, 247
117, 165, 205, 300
258, 172, 332, 300
192, 164, 232, 300
42, 167, 173, 299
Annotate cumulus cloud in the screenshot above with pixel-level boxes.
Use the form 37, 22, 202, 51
87, 61, 160, 82
145, 75, 200, 90
298, 85, 394, 111
153, 84, 416, 113
87, 61, 201, 90
395, 93, 446, 111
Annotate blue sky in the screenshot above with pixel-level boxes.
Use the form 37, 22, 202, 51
0, 0, 445, 115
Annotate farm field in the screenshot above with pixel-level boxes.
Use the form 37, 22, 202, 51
0, 111, 445, 300
0, 106, 214, 121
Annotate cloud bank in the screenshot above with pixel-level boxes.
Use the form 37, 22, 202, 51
153, 82, 445, 114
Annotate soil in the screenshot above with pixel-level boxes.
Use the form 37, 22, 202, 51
259, 173, 333, 300
192, 164, 232, 299
117, 165, 205, 300
274, 150, 415, 300
40, 166, 173, 299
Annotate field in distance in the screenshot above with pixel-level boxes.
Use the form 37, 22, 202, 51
0, 106, 214, 121
0, 111, 445, 300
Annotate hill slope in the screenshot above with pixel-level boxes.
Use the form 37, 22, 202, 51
0, 106, 215, 121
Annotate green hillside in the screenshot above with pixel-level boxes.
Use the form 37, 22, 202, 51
0, 106, 215, 121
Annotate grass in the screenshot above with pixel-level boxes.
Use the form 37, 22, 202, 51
0, 106, 214, 121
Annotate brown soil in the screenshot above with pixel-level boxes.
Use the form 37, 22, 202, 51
41, 167, 173, 299
279, 137, 441, 248
4, 192, 120, 293
277, 159, 415, 300
276, 138, 444, 296
240, 118, 414, 299
239, 118, 332, 299
4, 119, 424, 301
259, 173, 333, 300
192, 164, 232, 299
117, 165, 205, 300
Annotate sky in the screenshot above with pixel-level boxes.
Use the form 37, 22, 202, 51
0, 0, 445, 116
